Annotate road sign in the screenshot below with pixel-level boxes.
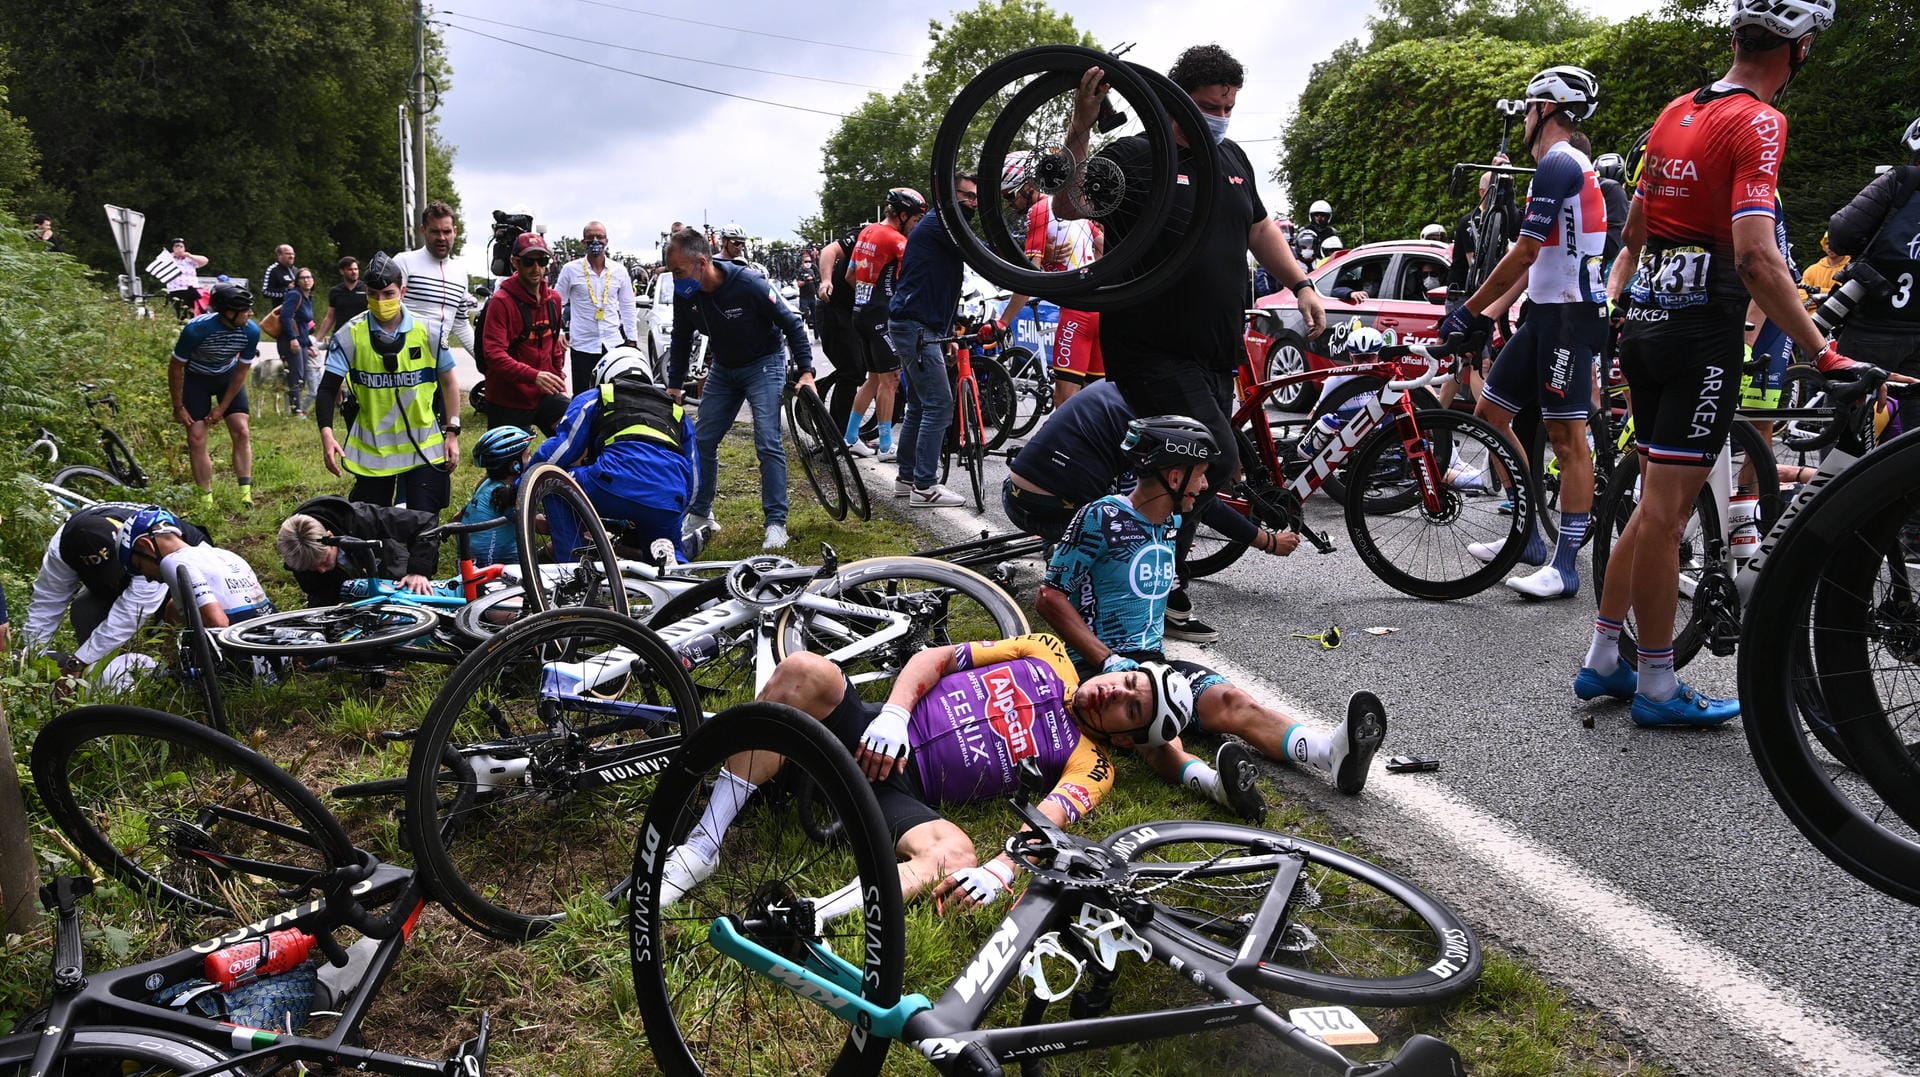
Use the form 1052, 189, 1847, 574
103, 204, 146, 297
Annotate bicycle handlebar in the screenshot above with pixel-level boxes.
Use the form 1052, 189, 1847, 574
323, 535, 382, 550
421, 516, 509, 541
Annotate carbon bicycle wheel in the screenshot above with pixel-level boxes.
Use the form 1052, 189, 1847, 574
49, 464, 124, 504
996, 346, 1052, 440
958, 379, 988, 512
787, 386, 850, 520
1185, 431, 1288, 580
172, 563, 228, 734
1740, 430, 1920, 905
30, 706, 358, 928
516, 463, 632, 618
217, 602, 439, 658
773, 557, 1028, 700
803, 384, 872, 520
404, 607, 701, 941
1345, 409, 1533, 600
972, 353, 1015, 452
633, 702, 902, 1077
931, 46, 1219, 310
0, 1028, 233, 1077
1105, 819, 1482, 1006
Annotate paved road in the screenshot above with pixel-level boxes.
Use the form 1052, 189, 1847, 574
842, 417, 1920, 1076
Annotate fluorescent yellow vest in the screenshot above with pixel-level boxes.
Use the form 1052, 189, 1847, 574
342, 314, 444, 477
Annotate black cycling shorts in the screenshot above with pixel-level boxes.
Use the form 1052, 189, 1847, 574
181, 367, 251, 421
856, 317, 902, 374
1482, 302, 1606, 421
1619, 300, 1745, 467
821, 678, 941, 843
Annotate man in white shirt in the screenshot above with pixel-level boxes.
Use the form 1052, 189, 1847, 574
553, 220, 638, 392
394, 201, 477, 355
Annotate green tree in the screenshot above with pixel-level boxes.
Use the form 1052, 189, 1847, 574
1277, 17, 1719, 240
0, 64, 40, 212
0, 0, 458, 287
813, 0, 1092, 233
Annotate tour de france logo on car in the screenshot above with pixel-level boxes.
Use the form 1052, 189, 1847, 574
981, 665, 1039, 763
1129, 543, 1177, 601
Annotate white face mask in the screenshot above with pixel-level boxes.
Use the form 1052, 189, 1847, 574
1203, 113, 1231, 144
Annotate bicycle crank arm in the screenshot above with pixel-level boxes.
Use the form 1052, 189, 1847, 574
1299, 523, 1336, 554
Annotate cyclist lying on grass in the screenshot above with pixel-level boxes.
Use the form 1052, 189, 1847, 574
1037, 416, 1387, 798
275, 495, 441, 607
656, 633, 1244, 917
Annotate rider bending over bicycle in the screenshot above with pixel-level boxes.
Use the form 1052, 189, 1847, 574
275, 495, 442, 607
655, 632, 1242, 916
1037, 416, 1385, 802
120, 507, 274, 629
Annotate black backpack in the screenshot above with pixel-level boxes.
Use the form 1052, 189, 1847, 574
475, 292, 562, 375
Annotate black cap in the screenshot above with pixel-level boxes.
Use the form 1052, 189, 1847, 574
362, 251, 403, 290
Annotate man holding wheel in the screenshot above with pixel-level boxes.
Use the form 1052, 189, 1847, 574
1056, 45, 1323, 642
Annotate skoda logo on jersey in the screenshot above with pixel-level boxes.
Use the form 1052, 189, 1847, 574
1129, 544, 1177, 601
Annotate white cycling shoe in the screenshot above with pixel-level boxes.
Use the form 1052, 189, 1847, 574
1468, 536, 1548, 566
659, 844, 719, 906
1506, 565, 1578, 600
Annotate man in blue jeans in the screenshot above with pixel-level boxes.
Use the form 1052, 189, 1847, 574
887, 172, 980, 507
666, 227, 815, 550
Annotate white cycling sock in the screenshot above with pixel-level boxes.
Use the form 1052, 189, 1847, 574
1638, 646, 1678, 702
1285, 722, 1336, 776
1180, 760, 1223, 804
685, 769, 757, 864
1585, 616, 1624, 675
811, 877, 864, 929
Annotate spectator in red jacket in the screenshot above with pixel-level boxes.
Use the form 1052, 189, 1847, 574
477, 233, 570, 434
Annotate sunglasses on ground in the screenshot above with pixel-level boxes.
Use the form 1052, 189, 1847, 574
1290, 626, 1342, 650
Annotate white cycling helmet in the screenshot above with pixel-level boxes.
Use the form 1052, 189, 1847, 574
1136, 662, 1196, 747
593, 344, 651, 385
1730, 0, 1835, 39
719, 223, 747, 242
1308, 199, 1333, 218
1420, 223, 1447, 241
1904, 115, 1920, 154
1344, 325, 1388, 356
1526, 65, 1600, 123
1320, 234, 1345, 255
1001, 151, 1034, 191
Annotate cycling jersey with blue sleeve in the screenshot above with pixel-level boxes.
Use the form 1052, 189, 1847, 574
171, 313, 262, 377
158, 545, 273, 620
907, 634, 1114, 823
1042, 495, 1179, 664
1520, 141, 1608, 306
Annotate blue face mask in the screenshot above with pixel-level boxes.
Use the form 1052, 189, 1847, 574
673, 275, 700, 298
1203, 113, 1230, 144
585, 240, 607, 255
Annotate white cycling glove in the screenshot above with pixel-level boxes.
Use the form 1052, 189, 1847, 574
859, 703, 913, 765
950, 859, 1018, 907
1102, 654, 1139, 674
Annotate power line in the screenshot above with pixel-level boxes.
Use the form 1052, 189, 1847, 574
560, 0, 911, 57
440, 10, 887, 90
438, 22, 851, 118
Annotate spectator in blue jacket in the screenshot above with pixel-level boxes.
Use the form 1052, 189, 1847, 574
665, 227, 815, 551
533, 345, 699, 561
279, 267, 319, 416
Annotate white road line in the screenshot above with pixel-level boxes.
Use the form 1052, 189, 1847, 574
1180, 645, 1908, 1077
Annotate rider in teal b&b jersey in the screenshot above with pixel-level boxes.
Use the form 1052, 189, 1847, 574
1037, 416, 1387, 805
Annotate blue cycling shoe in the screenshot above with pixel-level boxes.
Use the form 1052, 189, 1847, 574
1574, 664, 1636, 702
1630, 683, 1740, 727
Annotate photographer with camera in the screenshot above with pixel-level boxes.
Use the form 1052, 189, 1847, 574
1825, 117, 1920, 426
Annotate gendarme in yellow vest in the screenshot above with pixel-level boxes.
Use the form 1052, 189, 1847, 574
343, 312, 445, 477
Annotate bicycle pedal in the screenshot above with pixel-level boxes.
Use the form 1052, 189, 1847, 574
378, 728, 419, 742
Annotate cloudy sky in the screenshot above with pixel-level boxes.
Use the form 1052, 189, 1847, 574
433, 0, 1663, 274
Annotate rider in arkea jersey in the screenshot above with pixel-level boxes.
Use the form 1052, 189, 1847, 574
653, 632, 1240, 916
846, 189, 926, 459
1585, 0, 1859, 727
1037, 416, 1385, 803
1442, 65, 1609, 602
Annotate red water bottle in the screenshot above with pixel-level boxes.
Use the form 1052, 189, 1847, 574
204, 928, 317, 989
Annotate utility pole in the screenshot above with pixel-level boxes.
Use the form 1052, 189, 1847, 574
411, 0, 430, 240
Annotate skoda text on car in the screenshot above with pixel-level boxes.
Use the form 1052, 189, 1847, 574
1246, 240, 1454, 411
